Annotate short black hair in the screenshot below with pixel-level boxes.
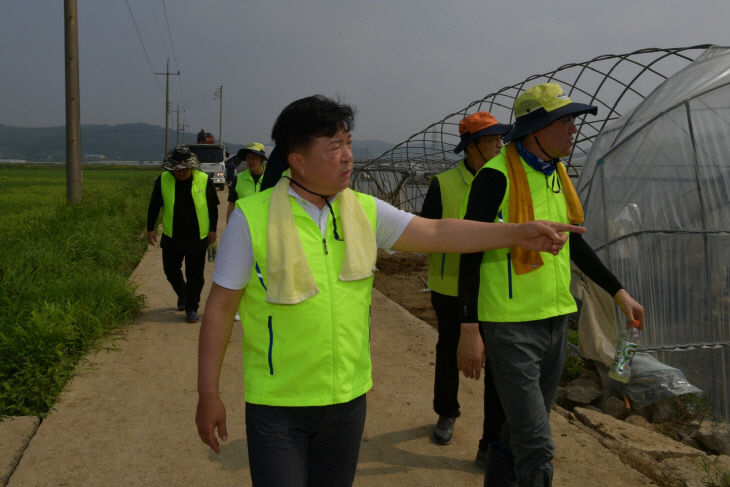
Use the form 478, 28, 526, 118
271, 95, 355, 156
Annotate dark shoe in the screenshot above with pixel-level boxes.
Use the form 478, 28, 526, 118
475, 447, 487, 469
431, 416, 456, 445
177, 298, 185, 311
186, 310, 200, 323
485, 443, 516, 487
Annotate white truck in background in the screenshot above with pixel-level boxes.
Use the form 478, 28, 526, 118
187, 142, 227, 190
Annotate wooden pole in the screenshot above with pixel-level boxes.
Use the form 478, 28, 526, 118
64, 0, 82, 204
164, 59, 170, 155
218, 85, 223, 146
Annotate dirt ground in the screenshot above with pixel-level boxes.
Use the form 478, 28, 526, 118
3, 191, 728, 486
374, 250, 436, 328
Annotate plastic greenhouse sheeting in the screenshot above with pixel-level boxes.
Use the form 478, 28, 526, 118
577, 46, 730, 420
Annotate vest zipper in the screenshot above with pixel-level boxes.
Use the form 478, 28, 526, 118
323, 216, 337, 401
507, 252, 513, 299
267, 316, 274, 375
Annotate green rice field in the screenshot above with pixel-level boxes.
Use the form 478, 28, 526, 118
0, 164, 159, 417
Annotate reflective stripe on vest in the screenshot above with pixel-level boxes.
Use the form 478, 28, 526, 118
476, 146, 576, 322
160, 170, 210, 240
238, 189, 377, 406
426, 160, 474, 296
234, 168, 262, 200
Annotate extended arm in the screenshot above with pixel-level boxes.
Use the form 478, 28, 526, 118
392, 217, 582, 254
196, 283, 243, 454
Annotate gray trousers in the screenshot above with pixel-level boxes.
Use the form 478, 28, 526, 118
481, 315, 568, 487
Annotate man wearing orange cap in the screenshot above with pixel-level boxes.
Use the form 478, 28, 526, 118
457, 83, 645, 486
421, 112, 511, 467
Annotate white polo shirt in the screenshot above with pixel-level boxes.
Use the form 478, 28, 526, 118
213, 187, 415, 290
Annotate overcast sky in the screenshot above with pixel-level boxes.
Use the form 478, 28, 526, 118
2, 1, 729, 147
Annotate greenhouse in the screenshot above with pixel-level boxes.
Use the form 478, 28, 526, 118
356, 44, 730, 420
577, 46, 730, 420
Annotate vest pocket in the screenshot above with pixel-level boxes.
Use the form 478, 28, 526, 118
267, 316, 274, 375
506, 252, 513, 299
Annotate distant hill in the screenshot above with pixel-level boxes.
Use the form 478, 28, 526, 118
0, 123, 395, 162
351, 139, 396, 161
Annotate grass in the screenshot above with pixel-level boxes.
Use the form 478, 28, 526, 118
0, 164, 158, 417
700, 455, 730, 486
562, 329, 586, 383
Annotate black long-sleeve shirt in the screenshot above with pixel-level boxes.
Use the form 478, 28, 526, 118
420, 177, 443, 219
147, 172, 220, 243
458, 167, 623, 322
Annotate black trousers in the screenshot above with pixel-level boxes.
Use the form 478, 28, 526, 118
245, 395, 367, 487
431, 291, 505, 450
160, 236, 207, 312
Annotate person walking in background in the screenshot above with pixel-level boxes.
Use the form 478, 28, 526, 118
195, 94, 585, 486
421, 112, 511, 468
147, 145, 220, 323
224, 150, 240, 188
457, 83, 645, 486
226, 142, 267, 222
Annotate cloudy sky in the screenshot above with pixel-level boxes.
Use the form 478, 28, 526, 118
2, 1, 729, 147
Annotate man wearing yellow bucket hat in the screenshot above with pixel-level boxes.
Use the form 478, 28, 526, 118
457, 83, 645, 486
226, 142, 268, 221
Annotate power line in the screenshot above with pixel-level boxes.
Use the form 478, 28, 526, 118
178, 89, 219, 109
161, 0, 184, 107
123, 0, 162, 91
161, 0, 180, 70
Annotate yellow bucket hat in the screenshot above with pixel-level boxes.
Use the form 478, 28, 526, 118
504, 83, 597, 142
238, 142, 267, 160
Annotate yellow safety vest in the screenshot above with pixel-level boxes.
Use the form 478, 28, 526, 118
426, 160, 474, 296
237, 189, 377, 406
234, 168, 263, 200
160, 170, 210, 240
471, 146, 576, 322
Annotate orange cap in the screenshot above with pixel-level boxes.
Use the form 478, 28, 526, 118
453, 111, 512, 153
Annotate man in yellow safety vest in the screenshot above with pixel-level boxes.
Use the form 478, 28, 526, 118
196, 94, 585, 486
226, 142, 267, 222
146, 145, 219, 323
457, 83, 645, 486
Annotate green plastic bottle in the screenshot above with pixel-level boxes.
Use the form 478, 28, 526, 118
608, 322, 641, 383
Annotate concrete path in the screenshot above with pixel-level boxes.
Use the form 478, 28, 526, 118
1, 197, 660, 486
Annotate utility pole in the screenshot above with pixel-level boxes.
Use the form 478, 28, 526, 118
156, 59, 179, 157
175, 106, 180, 145
64, 0, 82, 204
215, 85, 223, 146
176, 106, 187, 144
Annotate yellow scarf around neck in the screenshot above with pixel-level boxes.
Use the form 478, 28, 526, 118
266, 177, 376, 304
505, 142, 584, 275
